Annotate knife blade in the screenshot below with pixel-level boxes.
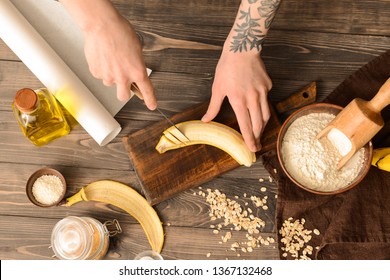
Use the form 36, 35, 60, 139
130, 83, 191, 142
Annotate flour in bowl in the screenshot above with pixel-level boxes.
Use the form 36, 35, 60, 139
281, 112, 364, 192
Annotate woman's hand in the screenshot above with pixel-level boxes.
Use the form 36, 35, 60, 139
202, 49, 272, 152
60, 0, 157, 110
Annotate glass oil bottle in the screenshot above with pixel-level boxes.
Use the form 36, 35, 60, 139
12, 88, 70, 146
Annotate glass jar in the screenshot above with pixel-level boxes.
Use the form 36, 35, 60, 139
12, 88, 70, 146
51, 216, 121, 260
134, 250, 163, 260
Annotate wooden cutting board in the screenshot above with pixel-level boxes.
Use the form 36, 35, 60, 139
122, 82, 316, 205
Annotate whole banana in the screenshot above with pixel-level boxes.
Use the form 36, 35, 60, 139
372, 147, 390, 172
65, 180, 164, 253
155, 120, 256, 167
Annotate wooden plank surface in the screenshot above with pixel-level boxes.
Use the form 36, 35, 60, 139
1, 0, 389, 260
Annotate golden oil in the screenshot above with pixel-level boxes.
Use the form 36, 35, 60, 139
12, 88, 70, 146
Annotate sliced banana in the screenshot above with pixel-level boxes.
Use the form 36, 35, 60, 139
156, 120, 256, 167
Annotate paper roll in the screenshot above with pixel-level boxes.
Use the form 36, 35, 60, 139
0, 0, 121, 146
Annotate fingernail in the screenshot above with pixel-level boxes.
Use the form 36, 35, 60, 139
119, 95, 130, 102
251, 144, 261, 152
149, 103, 157, 111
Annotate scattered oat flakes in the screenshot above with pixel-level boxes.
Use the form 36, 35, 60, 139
273, 168, 277, 174
279, 217, 319, 260
251, 195, 267, 208
222, 231, 232, 243
313, 229, 320, 235
259, 178, 264, 182
268, 176, 273, 183
206, 253, 211, 258
197, 188, 276, 258
205, 190, 266, 232
260, 187, 267, 192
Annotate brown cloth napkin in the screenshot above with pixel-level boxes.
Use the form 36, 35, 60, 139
263, 50, 390, 260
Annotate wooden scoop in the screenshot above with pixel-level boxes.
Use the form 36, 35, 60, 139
317, 77, 390, 169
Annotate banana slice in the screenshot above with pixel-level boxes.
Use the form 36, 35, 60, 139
156, 120, 256, 167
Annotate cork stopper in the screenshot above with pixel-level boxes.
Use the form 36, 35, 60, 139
14, 88, 38, 113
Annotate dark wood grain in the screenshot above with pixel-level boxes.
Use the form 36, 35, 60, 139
0, 215, 279, 260
112, 0, 390, 37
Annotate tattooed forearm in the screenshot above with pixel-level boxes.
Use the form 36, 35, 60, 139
230, 0, 281, 53
259, 0, 281, 28
230, 7, 263, 52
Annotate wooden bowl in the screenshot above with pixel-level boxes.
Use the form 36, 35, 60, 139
276, 103, 373, 195
26, 167, 66, 207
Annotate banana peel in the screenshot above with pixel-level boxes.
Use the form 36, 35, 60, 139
156, 120, 256, 167
65, 180, 164, 253
372, 148, 390, 172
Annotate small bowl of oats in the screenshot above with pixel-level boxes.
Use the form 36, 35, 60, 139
276, 103, 372, 195
26, 167, 67, 207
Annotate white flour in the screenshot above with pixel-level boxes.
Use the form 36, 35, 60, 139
281, 112, 364, 192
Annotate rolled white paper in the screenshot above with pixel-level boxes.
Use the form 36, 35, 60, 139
9, 0, 151, 117
0, 0, 122, 146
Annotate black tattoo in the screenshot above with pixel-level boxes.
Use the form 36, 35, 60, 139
230, 7, 264, 53
258, 0, 281, 29
230, 0, 281, 53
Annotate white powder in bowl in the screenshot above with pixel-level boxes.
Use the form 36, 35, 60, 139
327, 128, 352, 156
281, 112, 364, 192
32, 174, 64, 205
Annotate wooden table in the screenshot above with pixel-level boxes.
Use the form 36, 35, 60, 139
1, 0, 389, 260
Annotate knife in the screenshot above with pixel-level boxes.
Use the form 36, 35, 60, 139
130, 83, 191, 141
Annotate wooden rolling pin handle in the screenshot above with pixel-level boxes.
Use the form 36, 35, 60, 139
368, 77, 390, 112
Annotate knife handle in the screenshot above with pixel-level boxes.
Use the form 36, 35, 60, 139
131, 83, 144, 100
